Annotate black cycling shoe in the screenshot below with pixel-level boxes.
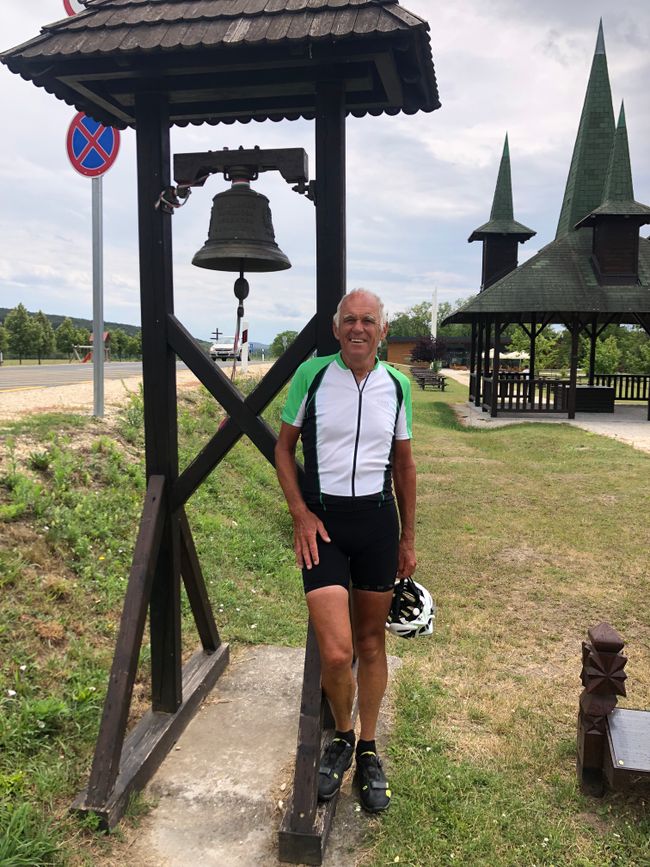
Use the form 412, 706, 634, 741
318, 737, 354, 801
356, 750, 391, 813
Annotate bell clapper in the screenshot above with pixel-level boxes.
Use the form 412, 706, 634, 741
230, 270, 250, 381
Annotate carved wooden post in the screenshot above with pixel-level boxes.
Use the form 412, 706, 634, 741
577, 622, 627, 795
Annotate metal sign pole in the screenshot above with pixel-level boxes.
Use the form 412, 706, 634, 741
92, 175, 104, 417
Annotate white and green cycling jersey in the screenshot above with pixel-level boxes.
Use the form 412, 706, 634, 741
281, 352, 412, 508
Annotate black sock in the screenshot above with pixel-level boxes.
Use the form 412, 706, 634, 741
335, 729, 355, 748
356, 738, 376, 757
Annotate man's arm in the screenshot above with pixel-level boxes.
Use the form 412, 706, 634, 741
392, 438, 417, 577
275, 422, 330, 570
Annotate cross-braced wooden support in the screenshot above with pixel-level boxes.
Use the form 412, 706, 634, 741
75, 83, 350, 862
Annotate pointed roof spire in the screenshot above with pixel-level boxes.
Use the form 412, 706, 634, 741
555, 21, 615, 237
595, 18, 606, 55
468, 134, 536, 242
603, 102, 634, 202
576, 101, 650, 226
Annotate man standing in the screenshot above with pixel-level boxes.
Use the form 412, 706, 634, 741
275, 289, 417, 813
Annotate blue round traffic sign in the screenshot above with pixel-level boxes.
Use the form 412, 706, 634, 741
66, 112, 120, 178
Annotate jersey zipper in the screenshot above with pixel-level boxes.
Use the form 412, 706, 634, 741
350, 370, 371, 497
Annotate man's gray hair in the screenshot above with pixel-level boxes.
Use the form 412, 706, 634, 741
332, 288, 388, 329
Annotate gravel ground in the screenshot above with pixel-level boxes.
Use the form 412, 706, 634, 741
0, 365, 274, 422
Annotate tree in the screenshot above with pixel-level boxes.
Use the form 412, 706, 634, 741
56, 317, 78, 361
124, 331, 142, 359
33, 311, 55, 364
388, 302, 431, 337
593, 335, 622, 374
5, 303, 37, 364
410, 335, 448, 365
0, 324, 7, 359
110, 328, 128, 361
270, 330, 298, 357
436, 299, 474, 338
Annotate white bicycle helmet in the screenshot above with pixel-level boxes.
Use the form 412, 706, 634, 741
385, 577, 435, 639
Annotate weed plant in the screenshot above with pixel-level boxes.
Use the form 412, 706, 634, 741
0, 375, 649, 865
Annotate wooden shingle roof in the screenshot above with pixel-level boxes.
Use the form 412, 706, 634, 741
1, 0, 440, 128
468, 135, 535, 242
446, 232, 650, 324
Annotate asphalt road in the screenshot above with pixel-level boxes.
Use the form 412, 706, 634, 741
0, 360, 266, 392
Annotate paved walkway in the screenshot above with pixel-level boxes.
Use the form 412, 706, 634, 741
441, 369, 650, 454
111, 646, 401, 867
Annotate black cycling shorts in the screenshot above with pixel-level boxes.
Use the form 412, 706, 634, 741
302, 501, 399, 594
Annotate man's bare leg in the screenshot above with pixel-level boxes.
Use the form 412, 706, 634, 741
352, 588, 394, 740
305, 585, 355, 730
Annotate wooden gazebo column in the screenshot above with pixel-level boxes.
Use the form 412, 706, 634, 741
474, 320, 484, 407
279, 81, 349, 866
528, 314, 536, 406
567, 316, 580, 419
490, 317, 501, 417
469, 321, 477, 401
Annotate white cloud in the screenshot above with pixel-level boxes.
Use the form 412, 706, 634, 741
0, 0, 648, 342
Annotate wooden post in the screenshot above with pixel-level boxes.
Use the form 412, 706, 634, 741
483, 320, 492, 378
567, 316, 580, 419
588, 314, 598, 386
528, 315, 536, 407
135, 93, 183, 713
490, 318, 501, 417
279, 80, 347, 865
474, 321, 484, 407
577, 622, 627, 796
469, 321, 477, 401
315, 80, 346, 354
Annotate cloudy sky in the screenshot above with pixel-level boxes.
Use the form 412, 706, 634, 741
1, 0, 648, 344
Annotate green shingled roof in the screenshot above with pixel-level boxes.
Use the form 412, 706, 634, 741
555, 20, 615, 238
469, 134, 536, 241
576, 102, 650, 225
446, 232, 650, 322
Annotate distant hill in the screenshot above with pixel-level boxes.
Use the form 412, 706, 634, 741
0, 308, 141, 337
0, 308, 212, 350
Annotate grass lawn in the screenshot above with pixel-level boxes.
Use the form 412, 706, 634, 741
1, 375, 649, 865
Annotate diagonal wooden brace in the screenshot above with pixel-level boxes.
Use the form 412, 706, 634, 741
85, 475, 166, 805
171, 315, 316, 510
167, 313, 279, 464
180, 509, 221, 652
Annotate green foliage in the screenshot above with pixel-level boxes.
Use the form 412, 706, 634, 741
389, 301, 432, 337
389, 299, 475, 339
0, 324, 7, 355
33, 312, 55, 364
4, 304, 37, 364
436, 299, 474, 337
0, 802, 62, 866
269, 330, 298, 358
54, 318, 77, 361
592, 334, 622, 374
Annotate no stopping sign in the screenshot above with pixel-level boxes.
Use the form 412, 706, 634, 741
67, 112, 121, 178
63, 0, 86, 15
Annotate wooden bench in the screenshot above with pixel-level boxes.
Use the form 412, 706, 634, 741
410, 368, 446, 390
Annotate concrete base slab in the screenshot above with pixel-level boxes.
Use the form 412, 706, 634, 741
119, 645, 401, 867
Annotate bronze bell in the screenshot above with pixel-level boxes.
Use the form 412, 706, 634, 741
192, 179, 291, 273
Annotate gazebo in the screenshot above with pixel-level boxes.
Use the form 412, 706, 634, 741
444, 23, 650, 420
2, 1, 439, 863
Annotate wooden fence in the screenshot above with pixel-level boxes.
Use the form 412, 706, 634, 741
482, 376, 568, 413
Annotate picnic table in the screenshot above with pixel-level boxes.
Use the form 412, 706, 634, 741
410, 368, 447, 390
